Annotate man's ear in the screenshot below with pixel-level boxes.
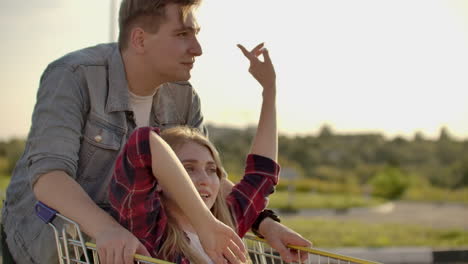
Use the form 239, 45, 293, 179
129, 27, 146, 54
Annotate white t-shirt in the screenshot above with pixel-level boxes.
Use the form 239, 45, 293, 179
128, 90, 156, 127
185, 231, 215, 264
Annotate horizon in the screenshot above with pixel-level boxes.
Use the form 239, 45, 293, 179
208, 122, 465, 141
1, 122, 463, 142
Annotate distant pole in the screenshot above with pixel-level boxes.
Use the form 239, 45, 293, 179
109, 0, 117, 42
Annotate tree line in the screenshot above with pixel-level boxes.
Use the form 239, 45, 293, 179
1, 125, 467, 195
207, 124, 468, 194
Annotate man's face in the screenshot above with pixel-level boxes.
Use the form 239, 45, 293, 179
143, 4, 202, 83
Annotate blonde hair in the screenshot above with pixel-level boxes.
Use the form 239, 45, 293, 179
158, 126, 236, 263
118, 0, 201, 50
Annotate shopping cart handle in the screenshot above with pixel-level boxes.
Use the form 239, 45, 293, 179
35, 201, 58, 224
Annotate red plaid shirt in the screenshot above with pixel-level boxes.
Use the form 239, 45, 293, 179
108, 127, 280, 263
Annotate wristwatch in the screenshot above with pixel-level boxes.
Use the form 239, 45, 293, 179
251, 209, 281, 238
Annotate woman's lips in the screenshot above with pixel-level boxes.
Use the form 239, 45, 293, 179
198, 190, 211, 198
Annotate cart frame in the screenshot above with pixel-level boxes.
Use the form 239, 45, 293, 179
35, 202, 382, 264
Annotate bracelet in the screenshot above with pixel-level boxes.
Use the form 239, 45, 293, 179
251, 209, 281, 238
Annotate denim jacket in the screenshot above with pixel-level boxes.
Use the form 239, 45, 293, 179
1, 43, 206, 264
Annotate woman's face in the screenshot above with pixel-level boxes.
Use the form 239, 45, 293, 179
175, 141, 220, 209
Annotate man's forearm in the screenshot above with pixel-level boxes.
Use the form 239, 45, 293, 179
33, 170, 121, 238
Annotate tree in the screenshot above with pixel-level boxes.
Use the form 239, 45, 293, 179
438, 126, 452, 142
318, 124, 334, 138
370, 167, 409, 200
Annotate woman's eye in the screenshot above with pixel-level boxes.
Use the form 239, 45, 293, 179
207, 168, 217, 174
177, 32, 188, 37
184, 166, 194, 172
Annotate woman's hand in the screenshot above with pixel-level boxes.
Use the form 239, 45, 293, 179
237, 43, 276, 90
197, 218, 247, 264
259, 219, 312, 263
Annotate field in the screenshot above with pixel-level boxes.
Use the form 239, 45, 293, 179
0, 174, 9, 202
278, 200, 468, 248
282, 217, 468, 248
268, 191, 384, 210
0, 175, 467, 248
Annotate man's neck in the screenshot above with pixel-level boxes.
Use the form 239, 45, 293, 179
122, 49, 163, 96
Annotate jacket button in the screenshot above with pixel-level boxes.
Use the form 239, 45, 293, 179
94, 135, 102, 143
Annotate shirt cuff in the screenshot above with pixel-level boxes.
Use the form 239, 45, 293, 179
245, 154, 280, 182
29, 156, 76, 188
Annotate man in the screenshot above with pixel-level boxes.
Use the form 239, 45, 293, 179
1, 0, 310, 263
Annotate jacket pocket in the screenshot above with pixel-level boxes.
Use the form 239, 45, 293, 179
77, 116, 124, 183
83, 117, 121, 151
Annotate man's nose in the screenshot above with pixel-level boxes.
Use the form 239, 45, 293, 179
189, 37, 202, 57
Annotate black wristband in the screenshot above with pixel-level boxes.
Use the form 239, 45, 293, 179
251, 209, 281, 238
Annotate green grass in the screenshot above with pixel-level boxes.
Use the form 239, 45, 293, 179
282, 217, 468, 248
232, 174, 468, 205
0, 174, 10, 209
403, 187, 468, 205
268, 191, 384, 210
0, 174, 10, 188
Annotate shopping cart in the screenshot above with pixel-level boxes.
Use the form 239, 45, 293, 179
36, 202, 382, 264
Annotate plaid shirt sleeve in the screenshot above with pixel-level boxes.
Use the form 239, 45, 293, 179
108, 126, 167, 257
226, 154, 280, 237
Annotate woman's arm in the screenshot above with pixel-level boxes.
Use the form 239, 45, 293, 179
237, 43, 277, 161
222, 44, 279, 236
236, 44, 312, 263
148, 131, 246, 264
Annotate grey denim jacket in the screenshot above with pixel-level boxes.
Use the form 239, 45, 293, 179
1, 43, 206, 264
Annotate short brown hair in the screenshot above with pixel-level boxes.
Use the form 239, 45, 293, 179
118, 0, 201, 50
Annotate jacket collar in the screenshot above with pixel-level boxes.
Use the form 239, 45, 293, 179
106, 44, 132, 113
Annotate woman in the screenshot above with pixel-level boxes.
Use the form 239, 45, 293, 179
109, 42, 278, 264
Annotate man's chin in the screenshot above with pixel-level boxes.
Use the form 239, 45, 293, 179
171, 73, 191, 83
181, 72, 191, 81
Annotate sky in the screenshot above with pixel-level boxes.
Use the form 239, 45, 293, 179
1, 0, 468, 140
